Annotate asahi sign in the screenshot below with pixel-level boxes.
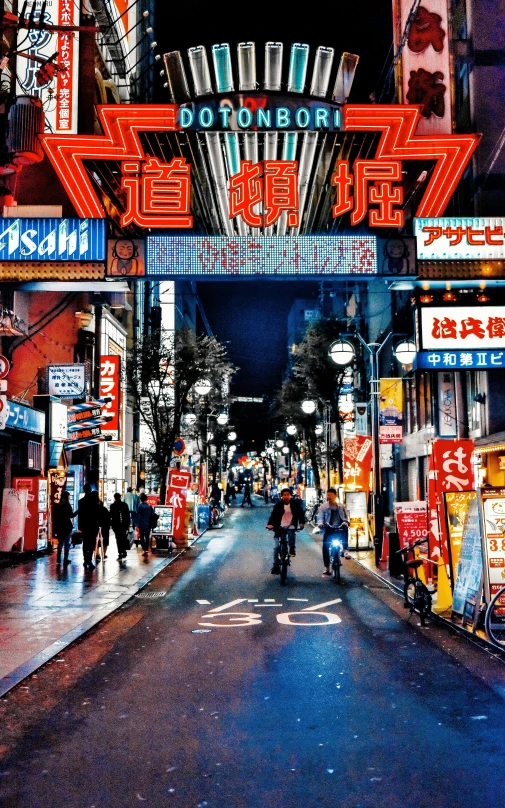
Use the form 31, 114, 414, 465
0, 219, 105, 261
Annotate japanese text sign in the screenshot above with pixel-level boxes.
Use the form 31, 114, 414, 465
421, 307, 505, 350
417, 350, 505, 370
48, 364, 86, 399
432, 439, 475, 493
481, 487, 505, 599
394, 501, 428, 549
379, 378, 403, 444
394, 0, 452, 135
343, 436, 373, 492
166, 469, 191, 541
415, 217, 505, 260
99, 356, 120, 440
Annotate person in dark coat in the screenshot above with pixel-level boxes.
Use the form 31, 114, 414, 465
136, 493, 156, 557
241, 480, 254, 507
110, 493, 131, 560
96, 497, 111, 561
267, 488, 305, 573
52, 490, 75, 566
78, 485, 101, 569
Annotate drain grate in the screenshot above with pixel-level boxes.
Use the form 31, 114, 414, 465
135, 590, 167, 600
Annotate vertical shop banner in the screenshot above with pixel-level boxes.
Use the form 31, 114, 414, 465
99, 356, 121, 441
437, 372, 457, 437
444, 491, 478, 584
393, 0, 452, 135
481, 487, 505, 600
427, 452, 441, 559
394, 501, 428, 549
452, 495, 484, 615
379, 378, 403, 444
432, 439, 475, 492
16, 1, 79, 134
355, 403, 368, 437
343, 436, 373, 491
166, 469, 192, 540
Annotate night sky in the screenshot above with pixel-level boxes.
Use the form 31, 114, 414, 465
155, 1, 393, 396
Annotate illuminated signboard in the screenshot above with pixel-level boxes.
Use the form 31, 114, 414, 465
177, 96, 341, 131
417, 351, 505, 369
415, 217, 505, 260
145, 236, 377, 277
0, 219, 105, 262
420, 306, 505, 350
17, 1, 79, 134
41, 105, 479, 226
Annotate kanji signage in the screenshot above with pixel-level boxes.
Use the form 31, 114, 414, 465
415, 217, 505, 260
0, 218, 105, 261
393, 0, 452, 135
394, 501, 429, 549
99, 356, 121, 440
481, 487, 505, 599
48, 364, 86, 399
17, 0, 79, 134
343, 436, 373, 491
166, 468, 192, 541
145, 235, 377, 277
379, 378, 403, 444
432, 439, 475, 493
41, 104, 478, 225
420, 307, 505, 350
417, 350, 505, 370
230, 160, 299, 228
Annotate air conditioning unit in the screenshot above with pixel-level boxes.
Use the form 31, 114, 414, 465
7, 96, 44, 166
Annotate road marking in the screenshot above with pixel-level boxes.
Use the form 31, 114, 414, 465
302, 599, 342, 612
264, 599, 275, 602
247, 599, 258, 603
287, 598, 308, 602
196, 599, 211, 605
208, 599, 248, 613
254, 604, 283, 607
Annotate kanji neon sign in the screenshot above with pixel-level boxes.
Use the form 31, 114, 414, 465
40, 104, 479, 228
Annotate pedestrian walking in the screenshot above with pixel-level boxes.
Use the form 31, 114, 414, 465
96, 496, 111, 561
123, 487, 139, 528
263, 482, 271, 504
78, 485, 101, 570
109, 493, 131, 560
136, 493, 156, 557
317, 488, 350, 577
52, 490, 75, 566
241, 480, 254, 508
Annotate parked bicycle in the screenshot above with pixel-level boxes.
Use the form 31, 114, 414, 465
307, 497, 324, 527
396, 537, 433, 627
485, 587, 505, 647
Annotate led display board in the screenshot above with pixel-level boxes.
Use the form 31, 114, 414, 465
420, 306, 505, 350
415, 217, 505, 260
0, 218, 106, 262
145, 236, 377, 277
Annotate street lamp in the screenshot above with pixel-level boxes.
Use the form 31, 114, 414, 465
282, 446, 289, 454
314, 424, 324, 435
216, 412, 229, 425
301, 399, 316, 414
286, 424, 297, 435
328, 340, 355, 367
185, 412, 197, 424
394, 340, 417, 367
194, 378, 212, 396
227, 431, 237, 441
276, 439, 284, 448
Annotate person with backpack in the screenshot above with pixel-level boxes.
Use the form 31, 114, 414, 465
135, 493, 157, 557
317, 488, 350, 577
110, 493, 131, 560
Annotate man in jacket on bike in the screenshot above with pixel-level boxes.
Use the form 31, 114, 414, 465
266, 488, 305, 574
317, 488, 350, 576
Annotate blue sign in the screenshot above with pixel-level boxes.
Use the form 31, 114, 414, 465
416, 350, 505, 370
146, 236, 377, 277
6, 401, 45, 434
0, 218, 106, 261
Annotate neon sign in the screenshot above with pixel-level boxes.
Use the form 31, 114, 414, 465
40, 104, 479, 228
0, 218, 105, 261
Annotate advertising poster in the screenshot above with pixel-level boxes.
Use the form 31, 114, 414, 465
343, 436, 373, 491
355, 403, 368, 437
444, 491, 478, 582
152, 506, 174, 536
345, 490, 369, 549
0, 488, 28, 552
394, 501, 428, 549
379, 378, 403, 444
481, 487, 505, 599
452, 495, 483, 615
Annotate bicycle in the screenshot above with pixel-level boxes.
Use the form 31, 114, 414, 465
485, 587, 505, 647
270, 527, 301, 584
396, 538, 433, 627
329, 532, 344, 583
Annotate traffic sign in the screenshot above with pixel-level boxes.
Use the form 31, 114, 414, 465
0, 355, 10, 380
173, 437, 186, 456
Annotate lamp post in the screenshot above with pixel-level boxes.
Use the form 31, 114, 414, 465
329, 335, 416, 567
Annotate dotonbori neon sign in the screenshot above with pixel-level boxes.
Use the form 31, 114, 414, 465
40, 104, 479, 231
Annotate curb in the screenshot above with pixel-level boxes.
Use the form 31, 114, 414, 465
0, 536, 202, 699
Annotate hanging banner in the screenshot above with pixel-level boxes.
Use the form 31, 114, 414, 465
480, 486, 505, 600
393, 0, 452, 135
379, 378, 403, 444
437, 372, 457, 436
343, 436, 373, 491
355, 403, 368, 437
394, 501, 428, 549
432, 439, 475, 493
99, 356, 121, 441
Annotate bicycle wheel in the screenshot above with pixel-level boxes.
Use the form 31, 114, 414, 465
280, 543, 289, 584
406, 580, 416, 607
485, 588, 505, 647
332, 548, 341, 583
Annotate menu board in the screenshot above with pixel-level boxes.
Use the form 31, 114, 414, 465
481, 487, 505, 599
345, 491, 369, 549
152, 506, 173, 536
451, 494, 483, 615
394, 502, 428, 549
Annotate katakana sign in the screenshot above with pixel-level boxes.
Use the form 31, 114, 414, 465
415, 217, 505, 260
99, 356, 121, 440
40, 105, 478, 225
420, 307, 505, 350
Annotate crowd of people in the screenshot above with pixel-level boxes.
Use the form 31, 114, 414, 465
52, 486, 158, 570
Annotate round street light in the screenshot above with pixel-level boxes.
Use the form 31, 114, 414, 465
328, 339, 355, 366
301, 399, 317, 414
229, 444, 237, 452
216, 412, 229, 425
286, 424, 297, 435
276, 439, 284, 448
227, 431, 237, 441
395, 340, 417, 367
266, 447, 275, 455
282, 446, 289, 455
194, 378, 212, 396
185, 412, 197, 424
315, 424, 324, 435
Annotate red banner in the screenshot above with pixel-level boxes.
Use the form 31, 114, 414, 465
432, 439, 475, 493
343, 436, 373, 491
165, 469, 192, 541
99, 356, 121, 440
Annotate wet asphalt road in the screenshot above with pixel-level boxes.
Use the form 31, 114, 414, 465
2, 501, 505, 808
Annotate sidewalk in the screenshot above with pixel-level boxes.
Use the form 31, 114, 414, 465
0, 538, 195, 697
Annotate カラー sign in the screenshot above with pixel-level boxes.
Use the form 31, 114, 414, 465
99, 357, 121, 440
415, 217, 505, 260
421, 307, 505, 350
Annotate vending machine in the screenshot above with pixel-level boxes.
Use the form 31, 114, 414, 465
13, 476, 48, 552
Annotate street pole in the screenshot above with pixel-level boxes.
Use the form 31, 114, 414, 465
325, 402, 331, 490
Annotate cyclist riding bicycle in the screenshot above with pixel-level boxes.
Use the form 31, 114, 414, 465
317, 488, 350, 577
267, 488, 305, 574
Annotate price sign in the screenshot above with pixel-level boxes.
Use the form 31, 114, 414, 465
394, 501, 428, 549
